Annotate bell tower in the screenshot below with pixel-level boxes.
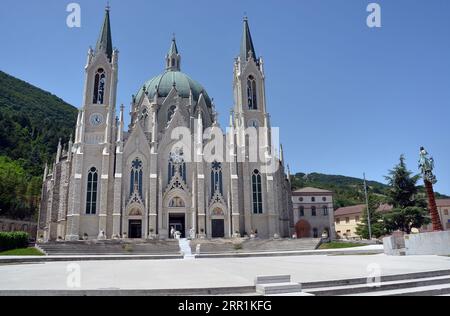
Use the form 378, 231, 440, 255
233, 17, 268, 130
66, 6, 119, 240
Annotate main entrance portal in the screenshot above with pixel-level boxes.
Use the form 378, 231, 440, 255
169, 214, 186, 238
211, 219, 225, 238
129, 220, 142, 239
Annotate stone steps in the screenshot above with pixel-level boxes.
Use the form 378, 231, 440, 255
256, 282, 303, 295
254, 275, 309, 296
192, 238, 321, 254
38, 241, 180, 255
347, 284, 450, 296
302, 270, 450, 296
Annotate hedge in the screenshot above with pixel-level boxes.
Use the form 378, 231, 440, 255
0, 232, 29, 251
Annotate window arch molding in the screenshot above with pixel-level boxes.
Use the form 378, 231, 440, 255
247, 75, 258, 110
130, 157, 144, 198
93, 68, 106, 105
86, 167, 98, 215
252, 169, 263, 214
211, 161, 223, 197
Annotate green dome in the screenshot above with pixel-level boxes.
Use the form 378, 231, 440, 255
136, 70, 212, 107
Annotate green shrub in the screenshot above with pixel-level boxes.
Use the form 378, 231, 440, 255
233, 243, 243, 251
0, 231, 29, 251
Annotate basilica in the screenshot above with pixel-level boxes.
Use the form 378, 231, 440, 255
38, 8, 293, 241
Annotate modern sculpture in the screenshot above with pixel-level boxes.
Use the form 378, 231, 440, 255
419, 147, 443, 231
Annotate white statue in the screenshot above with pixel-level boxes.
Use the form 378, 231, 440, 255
97, 230, 106, 240
189, 228, 196, 240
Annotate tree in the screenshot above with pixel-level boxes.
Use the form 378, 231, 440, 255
385, 155, 420, 208
384, 207, 431, 234
0, 156, 38, 220
383, 155, 430, 234
356, 196, 386, 239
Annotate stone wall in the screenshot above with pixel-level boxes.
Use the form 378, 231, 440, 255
405, 231, 450, 256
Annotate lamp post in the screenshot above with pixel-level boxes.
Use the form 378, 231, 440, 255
363, 173, 372, 240
419, 147, 443, 231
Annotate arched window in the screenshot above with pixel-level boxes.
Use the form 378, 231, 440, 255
86, 167, 98, 215
168, 149, 186, 183
93, 68, 106, 104
323, 206, 329, 216
299, 206, 305, 217
252, 169, 263, 214
311, 206, 317, 217
247, 75, 258, 110
167, 105, 176, 122
130, 158, 143, 198
211, 161, 223, 197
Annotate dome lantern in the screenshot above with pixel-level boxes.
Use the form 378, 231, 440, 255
166, 35, 181, 71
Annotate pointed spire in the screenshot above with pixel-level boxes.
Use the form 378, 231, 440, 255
68, 135, 74, 161
56, 138, 62, 163
95, 5, 113, 61
117, 104, 124, 143
241, 16, 257, 63
43, 163, 48, 182
229, 110, 235, 128
169, 34, 179, 55
280, 144, 284, 164
166, 36, 181, 71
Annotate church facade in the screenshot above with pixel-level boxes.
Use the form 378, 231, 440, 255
38, 9, 293, 241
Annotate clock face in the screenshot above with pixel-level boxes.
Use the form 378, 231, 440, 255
90, 113, 104, 127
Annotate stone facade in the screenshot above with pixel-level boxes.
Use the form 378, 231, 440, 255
291, 187, 334, 239
38, 10, 292, 242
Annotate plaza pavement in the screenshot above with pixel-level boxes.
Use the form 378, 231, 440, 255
0, 252, 449, 291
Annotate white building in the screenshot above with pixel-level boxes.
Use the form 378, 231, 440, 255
38, 8, 292, 241
291, 187, 335, 239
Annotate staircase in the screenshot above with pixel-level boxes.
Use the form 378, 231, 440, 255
178, 238, 195, 259
191, 238, 321, 254
302, 270, 450, 296
255, 275, 311, 296
37, 240, 180, 256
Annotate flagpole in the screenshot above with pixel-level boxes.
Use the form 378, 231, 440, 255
363, 173, 372, 240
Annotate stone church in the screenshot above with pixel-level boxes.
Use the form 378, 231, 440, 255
38, 8, 293, 241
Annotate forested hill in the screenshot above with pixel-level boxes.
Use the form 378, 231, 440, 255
291, 172, 449, 209
0, 70, 77, 219
0, 70, 77, 175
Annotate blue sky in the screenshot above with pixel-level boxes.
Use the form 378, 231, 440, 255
0, 0, 449, 195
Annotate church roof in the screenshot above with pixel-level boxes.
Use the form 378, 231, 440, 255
292, 187, 333, 194
241, 17, 257, 62
136, 70, 212, 108
95, 7, 113, 61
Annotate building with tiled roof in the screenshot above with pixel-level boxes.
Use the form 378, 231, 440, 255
334, 204, 393, 239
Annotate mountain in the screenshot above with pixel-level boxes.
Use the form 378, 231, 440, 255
0, 70, 77, 219
291, 172, 449, 209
